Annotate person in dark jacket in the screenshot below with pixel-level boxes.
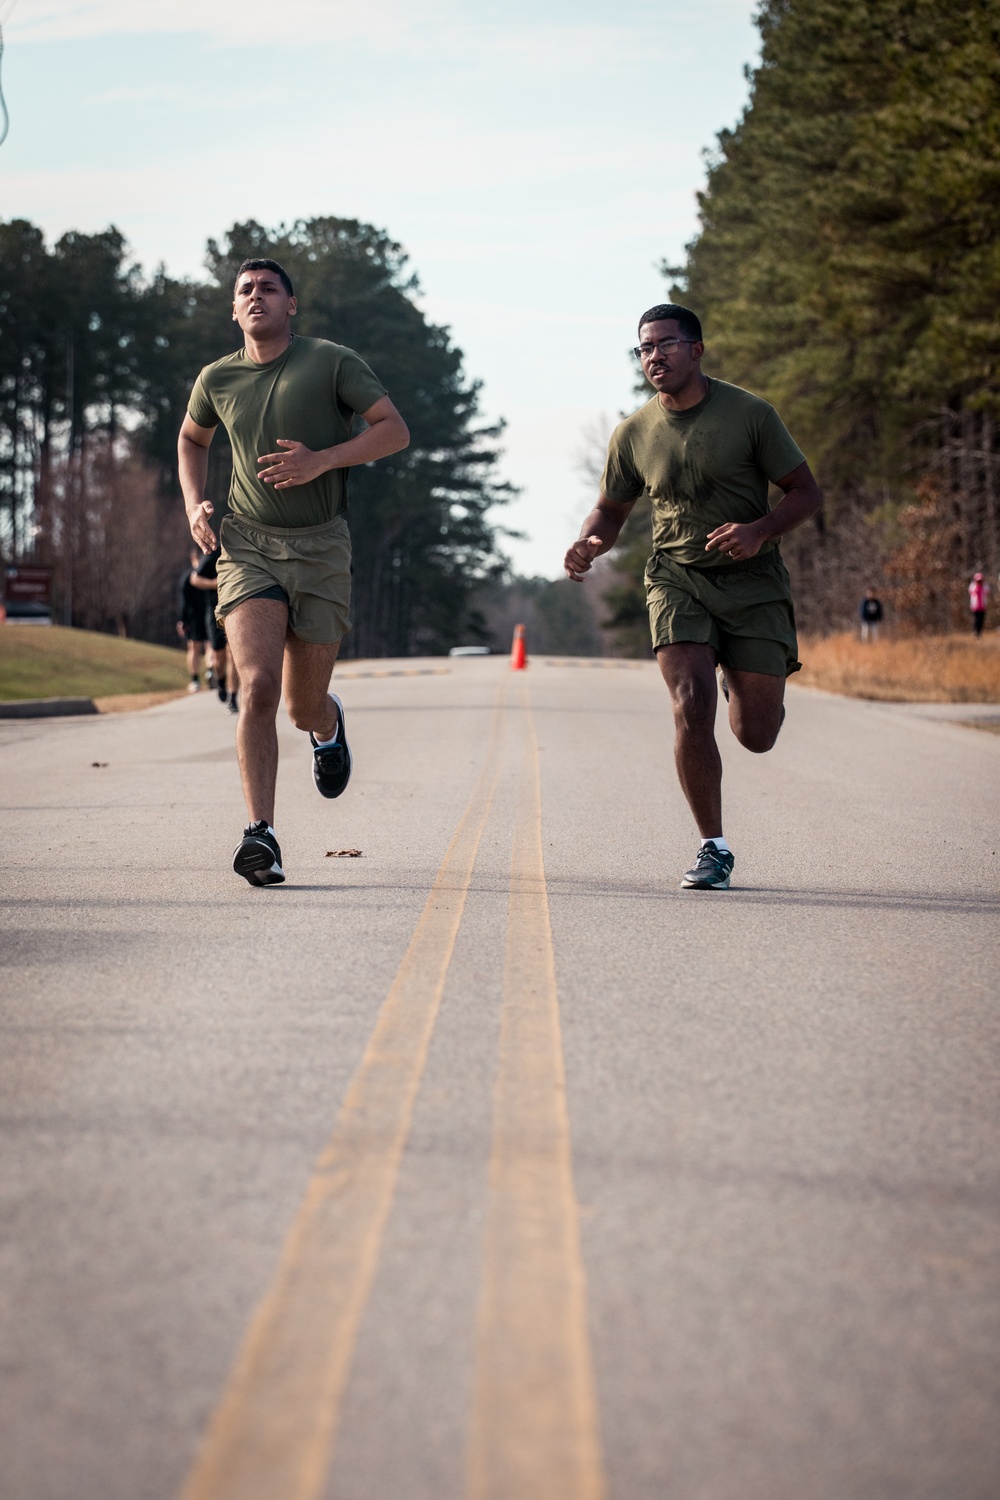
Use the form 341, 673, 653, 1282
859, 588, 883, 643
188, 547, 240, 713
176, 546, 209, 690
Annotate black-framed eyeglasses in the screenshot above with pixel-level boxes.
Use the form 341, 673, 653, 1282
633, 337, 695, 360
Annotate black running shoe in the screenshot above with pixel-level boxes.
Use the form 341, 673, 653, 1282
228, 693, 239, 715
217, 678, 228, 703
681, 841, 734, 890
310, 693, 352, 798
233, 821, 285, 886
718, 668, 730, 702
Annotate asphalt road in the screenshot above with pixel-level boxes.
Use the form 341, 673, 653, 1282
2, 656, 999, 1500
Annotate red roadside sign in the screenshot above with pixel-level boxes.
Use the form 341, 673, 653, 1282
4, 565, 52, 604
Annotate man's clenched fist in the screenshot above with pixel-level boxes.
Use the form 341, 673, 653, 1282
564, 534, 603, 581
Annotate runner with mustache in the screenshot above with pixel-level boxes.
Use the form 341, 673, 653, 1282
564, 303, 821, 890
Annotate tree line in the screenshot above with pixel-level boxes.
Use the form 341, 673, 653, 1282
604, 0, 1000, 645
0, 216, 514, 654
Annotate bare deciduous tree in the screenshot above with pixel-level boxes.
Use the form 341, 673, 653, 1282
36, 438, 186, 636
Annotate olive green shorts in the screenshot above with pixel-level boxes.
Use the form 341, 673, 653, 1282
645, 548, 800, 677
216, 513, 352, 644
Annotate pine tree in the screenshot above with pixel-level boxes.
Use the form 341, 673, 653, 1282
634, 0, 1000, 632
0, 215, 514, 652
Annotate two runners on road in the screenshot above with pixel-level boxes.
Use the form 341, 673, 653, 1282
178, 258, 409, 886
180, 281, 817, 893
564, 303, 822, 890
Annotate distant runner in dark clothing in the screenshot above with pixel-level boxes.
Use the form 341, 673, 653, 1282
859, 588, 883, 643
177, 546, 209, 692
189, 548, 240, 713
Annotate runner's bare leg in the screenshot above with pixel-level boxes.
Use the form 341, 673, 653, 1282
186, 639, 204, 679
657, 644, 788, 836
656, 643, 723, 837
225, 598, 288, 825
283, 634, 342, 741
724, 667, 786, 753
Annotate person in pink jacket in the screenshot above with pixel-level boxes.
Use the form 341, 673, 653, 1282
969, 572, 990, 637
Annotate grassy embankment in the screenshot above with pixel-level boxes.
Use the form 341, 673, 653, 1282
3, 623, 998, 714
0, 624, 187, 710
797, 632, 1000, 705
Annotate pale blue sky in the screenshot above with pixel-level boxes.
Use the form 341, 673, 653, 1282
0, 0, 760, 576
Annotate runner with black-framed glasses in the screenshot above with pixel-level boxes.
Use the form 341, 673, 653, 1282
565, 302, 822, 891
632, 336, 696, 360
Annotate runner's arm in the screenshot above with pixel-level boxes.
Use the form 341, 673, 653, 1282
178, 415, 218, 553
704, 461, 822, 562
257, 396, 410, 490
564, 496, 636, 581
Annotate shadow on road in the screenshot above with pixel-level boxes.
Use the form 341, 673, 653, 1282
546, 878, 1000, 917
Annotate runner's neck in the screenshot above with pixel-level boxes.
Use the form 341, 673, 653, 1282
658, 371, 710, 413
243, 329, 295, 367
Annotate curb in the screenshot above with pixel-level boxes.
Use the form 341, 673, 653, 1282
0, 697, 99, 719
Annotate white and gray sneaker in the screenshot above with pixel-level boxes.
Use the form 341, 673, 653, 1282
233, 821, 285, 886
681, 841, 734, 890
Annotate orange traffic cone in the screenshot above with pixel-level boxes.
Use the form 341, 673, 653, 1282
510, 622, 527, 671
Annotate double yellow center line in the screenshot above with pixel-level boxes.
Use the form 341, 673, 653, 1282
467, 686, 605, 1500
179, 676, 605, 1500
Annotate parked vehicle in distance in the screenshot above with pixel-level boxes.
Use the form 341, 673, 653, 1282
2, 601, 53, 624
448, 646, 490, 657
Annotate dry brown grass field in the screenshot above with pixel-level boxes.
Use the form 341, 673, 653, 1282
0, 625, 188, 702
797, 632, 1000, 703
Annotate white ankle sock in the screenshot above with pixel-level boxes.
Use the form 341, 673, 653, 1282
313, 727, 339, 748
701, 836, 731, 853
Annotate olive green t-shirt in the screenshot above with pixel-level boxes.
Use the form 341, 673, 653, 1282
600, 378, 806, 567
187, 335, 388, 529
